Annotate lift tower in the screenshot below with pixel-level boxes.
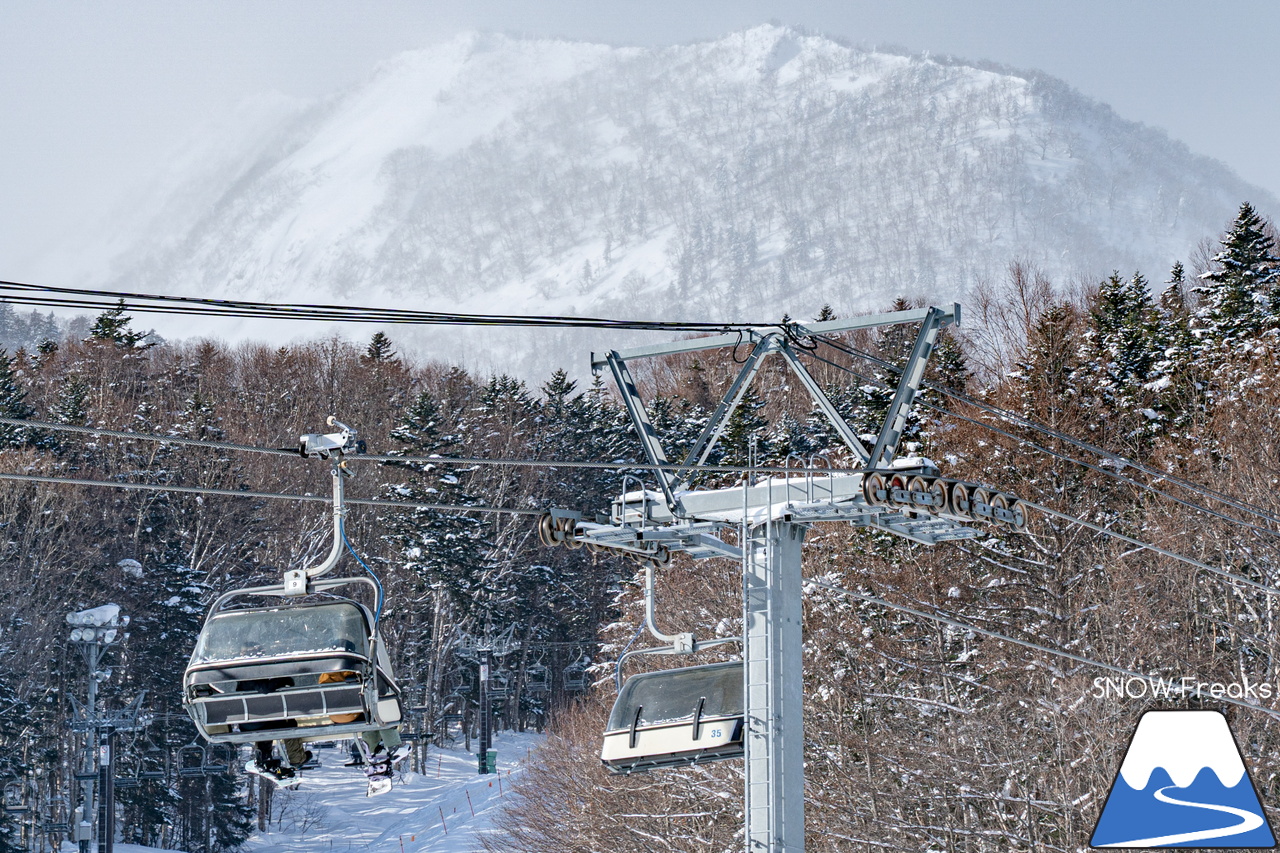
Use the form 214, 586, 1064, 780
541, 305, 1026, 852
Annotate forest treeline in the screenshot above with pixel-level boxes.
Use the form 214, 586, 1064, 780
0, 202, 1278, 851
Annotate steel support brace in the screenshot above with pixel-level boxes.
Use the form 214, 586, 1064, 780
744, 520, 805, 853
675, 337, 779, 489
868, 305, 953, 469
777, 343, 872, 464
604, 351, 681, 511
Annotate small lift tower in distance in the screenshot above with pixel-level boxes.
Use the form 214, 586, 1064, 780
541, 305, 1025, 853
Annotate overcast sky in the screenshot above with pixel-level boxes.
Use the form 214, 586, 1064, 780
3, 0, 1278, 284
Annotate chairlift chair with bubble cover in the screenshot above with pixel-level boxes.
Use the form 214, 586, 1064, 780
600, 660, 744, 774
182, 419, 403, 745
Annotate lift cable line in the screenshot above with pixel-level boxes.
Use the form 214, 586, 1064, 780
799, 347, 1280, 541
0, 278, 774, 333
796, 351, 1280, 594
0, 416, 868, 478
815, 333, 1280, 529
1, 411, 1277, 595
0, 471, 543, 516
5, 462, 1271, 597
805, 578, 1280, 721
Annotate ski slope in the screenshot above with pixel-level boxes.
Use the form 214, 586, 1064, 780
245, 731, 540, 853
65, 733, 541, 853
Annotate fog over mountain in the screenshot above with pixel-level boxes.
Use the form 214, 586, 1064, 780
92, 25, 1274, 377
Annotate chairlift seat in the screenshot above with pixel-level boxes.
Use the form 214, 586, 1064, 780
601, 661, 744, 774
563, 664, 588, 692
183, 593, 402, 744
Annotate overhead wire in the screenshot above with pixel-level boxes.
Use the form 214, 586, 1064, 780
793, 346, 1280, 593
0, 279, 773, 333
806, 577, 1280, 720
0, 416, 867, 477
799, 343, 1280, 540
0, 471, 542, 516
3, 312, 1276, 594
816, 333, 1280, 529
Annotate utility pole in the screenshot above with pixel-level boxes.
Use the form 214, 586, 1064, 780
67, 605, 144, 853
477, 648, 492, 775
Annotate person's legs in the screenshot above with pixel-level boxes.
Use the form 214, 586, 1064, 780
359, 729, 382, 755
282, 738, 310, 767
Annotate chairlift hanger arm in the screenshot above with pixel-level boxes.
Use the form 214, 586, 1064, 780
288, 417, 364, 593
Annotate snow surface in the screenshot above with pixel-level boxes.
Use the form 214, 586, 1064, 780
48, 24, 1276, 379
60, 733, 542, 853
242, 732, 541, 853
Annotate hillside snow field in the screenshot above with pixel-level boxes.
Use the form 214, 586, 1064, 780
64, 25, 1277, 376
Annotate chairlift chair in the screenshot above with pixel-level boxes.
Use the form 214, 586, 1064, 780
205, 742, 233, 774
138, 741, 167, 780
526, 664, 550, 695
183, 419, 403, 749
601, 661, 744, 774
450, 668, 475, 695
177, 742, 210, 778
2, 781, 29, 814
563, 656, 588, 692
182, 577, 403, 745
487, 669, 510, 699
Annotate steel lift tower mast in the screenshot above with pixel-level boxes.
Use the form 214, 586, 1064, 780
541, 305, 1025, 852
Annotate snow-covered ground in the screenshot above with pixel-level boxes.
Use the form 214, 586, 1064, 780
63, 732, 541, 853
245, 732, 540, 853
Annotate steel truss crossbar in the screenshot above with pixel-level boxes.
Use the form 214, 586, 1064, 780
578, 304, 966, 853
589, 305, 957, 367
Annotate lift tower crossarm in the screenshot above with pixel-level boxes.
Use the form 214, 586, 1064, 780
672, 336, 779, 490
589, 305, 950, 368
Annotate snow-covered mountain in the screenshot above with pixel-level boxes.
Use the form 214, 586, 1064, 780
88, 25, 1275, 377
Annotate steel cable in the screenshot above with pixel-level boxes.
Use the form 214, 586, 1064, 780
806, 578, 1280, 719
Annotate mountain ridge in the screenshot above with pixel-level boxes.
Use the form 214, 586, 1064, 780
77, 24, 1276, 376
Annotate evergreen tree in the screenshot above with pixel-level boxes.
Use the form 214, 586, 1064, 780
381, 391, 491, 627
1194, 202, 1280, 343
0, 350, 34, 447
718, 387, 770, 467
1149, 262, 1203, 429
364, 331, 397, 365
1086, 272, 1161, 409
0, 653, 33, 853
87, 301, 149, 348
